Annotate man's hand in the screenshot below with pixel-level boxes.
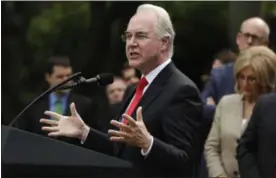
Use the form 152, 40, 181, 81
40, 103, 89, 141
108, 107, 152, 151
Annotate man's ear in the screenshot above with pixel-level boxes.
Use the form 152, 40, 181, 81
45, 73, 51, 83
161, 36, 170, 51
236, 32, 242, 47
263, 39, 269, 47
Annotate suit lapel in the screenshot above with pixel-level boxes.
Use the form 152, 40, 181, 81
131, 62, 174, 119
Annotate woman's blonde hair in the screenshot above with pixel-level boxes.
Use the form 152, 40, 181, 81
234, 46, 276, 94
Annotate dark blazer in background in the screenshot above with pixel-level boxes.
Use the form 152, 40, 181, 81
201, 63, 235, 104
17, 92, 98, 144
237, 93, 276, 178
83, 62, 203, 177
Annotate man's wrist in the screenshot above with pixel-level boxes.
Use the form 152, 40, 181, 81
141, 135, 154, 156
79, 125, 90, 142
142, 135, 152, 152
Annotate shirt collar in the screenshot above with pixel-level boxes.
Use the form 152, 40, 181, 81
143, 58, 172, 85
50, 92, 69, 105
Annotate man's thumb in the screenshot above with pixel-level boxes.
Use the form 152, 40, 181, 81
136, 107, 143, 122
70, 102, 78, 116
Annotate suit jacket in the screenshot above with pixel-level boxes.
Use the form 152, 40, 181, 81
97, 102, 122, 133
237, 93, 276, 178
17, 92, 97, 143
205, 94, 248, 178
201, 63, 235, 104
83, 62, 203, 177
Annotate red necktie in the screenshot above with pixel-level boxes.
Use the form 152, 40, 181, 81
124, 77, 148, 124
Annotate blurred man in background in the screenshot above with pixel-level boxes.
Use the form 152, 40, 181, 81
106, 76, 127, 105
121, 62, 139, 86
200, 48, 236, 88
211, 49, 236, 69
18, 56, 98, 142
97, 77, 127, 132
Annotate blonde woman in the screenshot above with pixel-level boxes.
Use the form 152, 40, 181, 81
204, 46, 276, 178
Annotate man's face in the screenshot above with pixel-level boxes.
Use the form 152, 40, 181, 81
45, 66, 72, 93
124, 12, 163, 73
236, 22, 268, 51
122, 68, 139, 86
212, 59, 223, 69
106, 79, 127, 105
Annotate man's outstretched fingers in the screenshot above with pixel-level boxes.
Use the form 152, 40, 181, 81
40, 118, 58, 126
42, 126, 59, 132
44, 111, 63, 121
48, 132, 60, 137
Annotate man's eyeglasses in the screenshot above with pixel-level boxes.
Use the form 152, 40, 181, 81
121, 31, 149, 43
240, 31, 266, 44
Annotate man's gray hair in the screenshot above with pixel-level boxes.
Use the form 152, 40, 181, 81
136, 4, 175, 58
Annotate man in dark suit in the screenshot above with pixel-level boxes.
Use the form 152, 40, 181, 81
17, 57, 98, 140
236, 93, 276, 178
40, 4, 202, 177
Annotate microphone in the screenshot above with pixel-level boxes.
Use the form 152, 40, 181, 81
57, 73, 114, 90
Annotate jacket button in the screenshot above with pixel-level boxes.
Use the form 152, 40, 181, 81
233, 170, 239, 176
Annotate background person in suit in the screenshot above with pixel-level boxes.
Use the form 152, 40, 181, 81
40, 4, 203, 177
17, 56, 98, 140
204, 46, 276, 178
237, 92, 276, 178
200, 48, 236, 89
97, 76, 127, 133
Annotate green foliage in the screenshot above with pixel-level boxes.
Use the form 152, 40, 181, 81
261, 1, 276, 17
27, 2, 90, 65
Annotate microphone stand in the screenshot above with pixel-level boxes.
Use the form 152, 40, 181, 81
8, 72, 83, 127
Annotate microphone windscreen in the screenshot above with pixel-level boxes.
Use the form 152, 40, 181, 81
98, 73, 114, 86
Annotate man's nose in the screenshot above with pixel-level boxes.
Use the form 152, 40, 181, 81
247, 36, 253, 44
127, 37, 138, 47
